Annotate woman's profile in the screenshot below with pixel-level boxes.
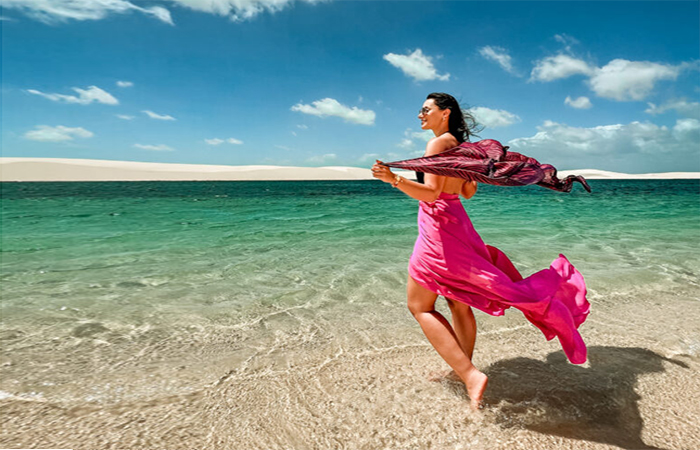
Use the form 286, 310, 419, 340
371, 92, 590, 409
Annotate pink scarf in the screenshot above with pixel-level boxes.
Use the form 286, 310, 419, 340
382, 139, 591, 193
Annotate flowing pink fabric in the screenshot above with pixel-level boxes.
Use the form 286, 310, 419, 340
384, 139, 591, 193
409, 192, 590, 364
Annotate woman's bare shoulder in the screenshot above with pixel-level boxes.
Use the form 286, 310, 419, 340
425, 133, 459, 156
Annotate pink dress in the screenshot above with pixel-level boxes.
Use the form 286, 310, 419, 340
408, 192, 590, 364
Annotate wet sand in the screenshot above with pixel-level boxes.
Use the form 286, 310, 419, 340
2, 293, 698, 450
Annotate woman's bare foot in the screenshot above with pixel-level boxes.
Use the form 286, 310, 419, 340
463, 368, 488, 410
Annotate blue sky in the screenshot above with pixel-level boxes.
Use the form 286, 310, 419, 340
2, 0, 699, 172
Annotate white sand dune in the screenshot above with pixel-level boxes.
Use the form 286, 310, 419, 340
0, 158, 698, 182
0, 158, 375, 182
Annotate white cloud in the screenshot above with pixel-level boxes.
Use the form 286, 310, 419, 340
530, 54, 595, 82
170, 0, 321, 22
306, 153, 337, 164
469, 106, 521, 128
532, 52, 692, 102
479, 46, 517, 75
564, 96, 592, 109
411, 129, 434, 142
3, 0, 173, 24
116, 114, 135, 120
359, 151, 403, 165
134, 143, 174, 151
296, 124, 308, 129
396, 128, 433, 149
291, 98, 375, 125
645, 99, 700, 119
205, 137, 243, 145
397, 139, 413, 149
27, 85, 118, 105
24, 125, 94, 142
509, 119, 699, 159
3, 0, 328, 24
588, 59, 681, 101
116, 80, 133, 87
359, 153, 381, 163
554, 34, 579, 53
142, 110, 176, 121
383, 49, 450, 82
673, 118, 700, 140
145, 5, 172, 23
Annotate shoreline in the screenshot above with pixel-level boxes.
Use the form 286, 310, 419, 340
1, 157, 699, 182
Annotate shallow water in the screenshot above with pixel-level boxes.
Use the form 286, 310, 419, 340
1, 180, 699, 449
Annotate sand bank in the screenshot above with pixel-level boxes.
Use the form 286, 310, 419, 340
0, 158, 374, 182
1, 158, 698, 182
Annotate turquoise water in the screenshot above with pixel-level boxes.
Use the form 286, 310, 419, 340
3, 180, 697, 318
1, 180, 699, 449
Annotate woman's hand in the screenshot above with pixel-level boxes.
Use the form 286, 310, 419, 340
371, 160, 397, 184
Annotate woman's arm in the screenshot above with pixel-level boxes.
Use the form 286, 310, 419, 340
461, 181, 477, 199
389, 172, 446, 202
372, 138, 449, 202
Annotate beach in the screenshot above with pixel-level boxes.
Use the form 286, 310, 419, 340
4, 0, 699, 446
1, 178, 699, 450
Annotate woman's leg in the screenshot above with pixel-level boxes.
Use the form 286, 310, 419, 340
446, 299, 477, 360
407, 276, 488, 409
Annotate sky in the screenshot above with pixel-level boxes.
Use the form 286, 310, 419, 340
2, 0, 699, 173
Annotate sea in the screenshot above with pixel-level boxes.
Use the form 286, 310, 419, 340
1, 179, 699, 450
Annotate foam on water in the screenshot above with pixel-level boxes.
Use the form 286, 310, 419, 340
1, 180, 699, 449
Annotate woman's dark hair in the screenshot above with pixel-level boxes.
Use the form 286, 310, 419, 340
426, 92, 481, 143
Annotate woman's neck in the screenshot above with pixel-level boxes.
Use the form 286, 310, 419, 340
432, 123, 450, 137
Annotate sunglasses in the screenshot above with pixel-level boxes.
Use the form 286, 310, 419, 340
418, 107, 432, 116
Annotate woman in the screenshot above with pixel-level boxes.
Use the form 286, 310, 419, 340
371, 93, 588, 410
